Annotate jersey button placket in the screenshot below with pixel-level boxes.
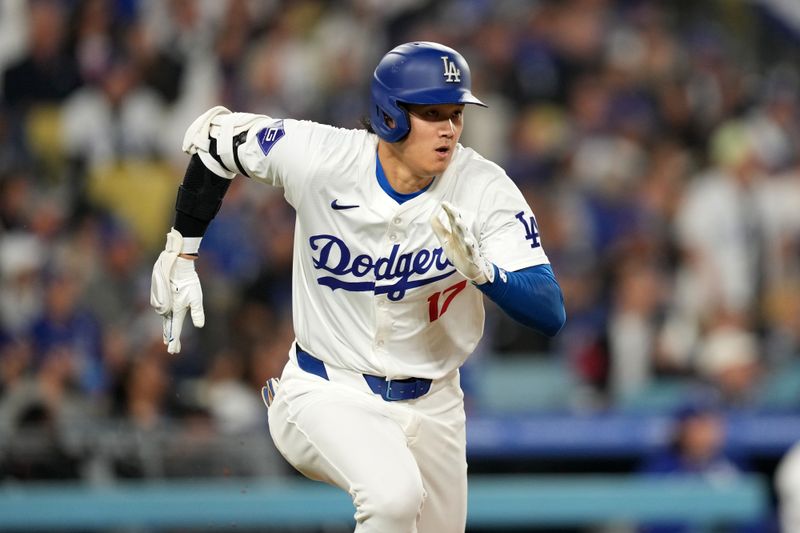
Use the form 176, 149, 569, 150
388, 211, 405, 243
373, 295, 390, 354
376, 216, 402, 361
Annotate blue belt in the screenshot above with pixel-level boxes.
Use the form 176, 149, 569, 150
295, 346, 432, 402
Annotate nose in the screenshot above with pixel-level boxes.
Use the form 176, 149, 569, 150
439, 119, 455, 137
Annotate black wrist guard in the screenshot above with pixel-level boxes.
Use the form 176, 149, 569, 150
174, 154, 232, 237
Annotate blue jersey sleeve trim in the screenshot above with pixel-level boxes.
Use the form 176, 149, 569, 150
476, 264, 566, 337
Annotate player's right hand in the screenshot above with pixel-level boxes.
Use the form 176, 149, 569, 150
431, 201, 496, 285
150, 228, 205, 354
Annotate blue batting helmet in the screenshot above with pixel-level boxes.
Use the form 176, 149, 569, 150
370, 42, 487, 142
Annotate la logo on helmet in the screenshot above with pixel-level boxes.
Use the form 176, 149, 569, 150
441, 56, 461, 83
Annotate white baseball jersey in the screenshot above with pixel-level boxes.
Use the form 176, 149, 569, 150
235, 117, 549, 380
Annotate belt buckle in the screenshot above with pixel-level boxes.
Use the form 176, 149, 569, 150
383, 379, 408, 401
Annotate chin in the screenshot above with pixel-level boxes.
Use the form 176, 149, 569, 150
429, 160, 451, 175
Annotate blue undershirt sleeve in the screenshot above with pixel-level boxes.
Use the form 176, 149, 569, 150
476, 264, 566, 337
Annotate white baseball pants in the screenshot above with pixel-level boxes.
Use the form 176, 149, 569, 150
267, 356, 468, 533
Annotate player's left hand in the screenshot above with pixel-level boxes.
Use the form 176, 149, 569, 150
431, 201, 495, 285
150, 228, 205, 354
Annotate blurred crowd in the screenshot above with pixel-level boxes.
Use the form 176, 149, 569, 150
0, 0, 799, 492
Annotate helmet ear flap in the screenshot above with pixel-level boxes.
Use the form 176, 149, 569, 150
388, 104, 410, 141
370, 95, 410, 142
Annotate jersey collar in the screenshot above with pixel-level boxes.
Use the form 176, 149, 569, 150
375, 154, 435, 205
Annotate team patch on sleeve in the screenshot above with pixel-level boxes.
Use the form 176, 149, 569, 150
515, 211, 541, 248
256, 120, 286, 156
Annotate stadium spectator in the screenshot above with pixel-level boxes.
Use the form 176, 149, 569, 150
695, 325, 763, 409
1, 0, 80, 108
638, 400, 752, 533
28, 270, 105, 397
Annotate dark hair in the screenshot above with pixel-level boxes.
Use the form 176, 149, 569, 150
359, 115, 375, 133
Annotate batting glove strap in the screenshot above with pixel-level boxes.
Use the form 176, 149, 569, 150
430, 201, 495, 285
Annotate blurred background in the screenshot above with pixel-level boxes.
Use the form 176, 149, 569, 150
1, 0, 800, 531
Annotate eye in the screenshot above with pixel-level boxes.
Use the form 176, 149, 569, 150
451, 110, 463, 120
425, 109, 439, 119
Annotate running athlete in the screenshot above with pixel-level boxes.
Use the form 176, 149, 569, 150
151, 41, 565, 532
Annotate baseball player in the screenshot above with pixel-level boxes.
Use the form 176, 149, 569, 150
151, 42, 565, 532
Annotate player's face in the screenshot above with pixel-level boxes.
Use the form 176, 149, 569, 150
394, 103, 465, 178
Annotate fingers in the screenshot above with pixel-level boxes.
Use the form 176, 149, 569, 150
440, 201, 462, 229
438, 204, 472, 257
442, 202, 471, 244
189, 291, 205, 328
161, 313, 172, 346
150, 273, 171, 314
439, 201, 468, 241
440, 200, 457, 216
430, 208, 450, 245
431, 201, 459, 236
167, 306, 187, 354
162, 304, 203, 354
150, 251, 178, 314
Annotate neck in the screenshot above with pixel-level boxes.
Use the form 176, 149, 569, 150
377, 142, 434, 194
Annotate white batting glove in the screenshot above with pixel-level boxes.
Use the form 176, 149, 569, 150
150, 228, 205, 354
431, 201, 495, 285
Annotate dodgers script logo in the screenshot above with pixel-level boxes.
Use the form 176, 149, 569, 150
441, 56, 461, 83
309, 234, 456, 301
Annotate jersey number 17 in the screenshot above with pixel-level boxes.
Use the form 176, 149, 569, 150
428, 280, 468, 322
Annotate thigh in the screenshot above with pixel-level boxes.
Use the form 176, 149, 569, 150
406, 382, 468, 533
268, 369, 425, 523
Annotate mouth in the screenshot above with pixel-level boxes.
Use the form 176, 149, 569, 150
435, 146, 451, 156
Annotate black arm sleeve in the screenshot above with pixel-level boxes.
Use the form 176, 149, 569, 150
173, 154, 233, 237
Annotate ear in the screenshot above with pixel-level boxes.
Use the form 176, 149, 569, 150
383, 112, 396, 129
